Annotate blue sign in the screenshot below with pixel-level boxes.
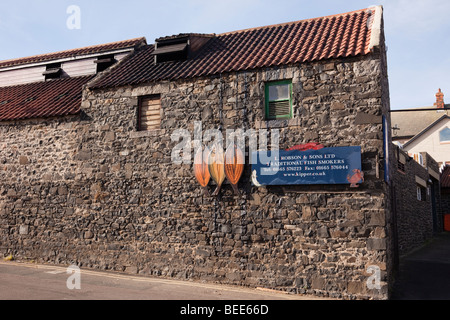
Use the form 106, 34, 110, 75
251, 147, 363, 187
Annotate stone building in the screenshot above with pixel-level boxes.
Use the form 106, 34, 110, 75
391, 148, 442, 257
0, 6, 441, 300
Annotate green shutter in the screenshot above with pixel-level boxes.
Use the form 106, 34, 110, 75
268, 100, 291, 118
265, 80, 292, 120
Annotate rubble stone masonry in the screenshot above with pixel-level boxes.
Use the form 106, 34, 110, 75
0, 50, 393, 299
391, 150, 442, 257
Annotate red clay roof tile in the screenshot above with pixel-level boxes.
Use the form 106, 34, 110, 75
0, 76, 94, 121
0, 37, 147, 121
90, 7, 378, 89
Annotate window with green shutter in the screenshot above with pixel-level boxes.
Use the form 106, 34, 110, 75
265, 80, 293, 120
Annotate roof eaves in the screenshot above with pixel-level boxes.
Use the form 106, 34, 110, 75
87, 7, 379, 89
403, 115, 450, 148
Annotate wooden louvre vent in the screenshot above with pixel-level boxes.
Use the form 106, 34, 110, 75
268, 100, 291, 118
139, 96, 161, 131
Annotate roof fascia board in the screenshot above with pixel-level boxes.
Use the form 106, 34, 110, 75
0, 48, 135, 72
368, 5, 383, 51
391, 108, 450, 112
403, 115, 450, 148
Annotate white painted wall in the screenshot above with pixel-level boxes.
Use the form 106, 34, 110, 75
0, 65, 46, 87
115, 52, 129, 62
0, 51, 133, 87
404, 117, 450, 165
62, 58, 97, 77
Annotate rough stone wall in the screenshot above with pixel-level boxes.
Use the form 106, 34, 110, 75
376, 20, 396, 286
0, 116, 87, 262
391, 149, 440, 257
0, 52, 392, 299
423, 153, 444, 234
442, 190, 450, 216
442, 189, 450, 232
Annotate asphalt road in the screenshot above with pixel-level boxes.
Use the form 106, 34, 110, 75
3, 234, 450, 302
0, 260, 320, 301
391, 232, 450, 300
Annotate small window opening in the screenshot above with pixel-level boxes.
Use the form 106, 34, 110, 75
95, 54, 117, 73
397, 148, 406, 173
43, 63, 62, 80
440, 127, 450, 143
153, 37, 189, 63
417, 186, 427, 201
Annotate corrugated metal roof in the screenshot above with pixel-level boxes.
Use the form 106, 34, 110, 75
0, 76, 94, 121
90, 7, 379, 89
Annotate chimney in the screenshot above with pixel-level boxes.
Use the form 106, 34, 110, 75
434, 88, 445, 109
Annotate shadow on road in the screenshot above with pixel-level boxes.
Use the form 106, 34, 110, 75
391, 232, 450, 300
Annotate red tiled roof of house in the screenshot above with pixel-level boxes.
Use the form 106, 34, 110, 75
90, 7, 381, 89
0, 76, 94, 121
0, 37, 146, 69
442, 166, 450, 188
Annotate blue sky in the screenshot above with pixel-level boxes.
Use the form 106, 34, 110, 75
0, 0, 449, 110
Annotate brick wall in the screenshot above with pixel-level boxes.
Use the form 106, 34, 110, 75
443, 191, 450, 213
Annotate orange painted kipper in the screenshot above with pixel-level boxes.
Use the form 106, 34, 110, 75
224, 144, 245, 195
194, 148, 211, 195
208, 146, 226, 196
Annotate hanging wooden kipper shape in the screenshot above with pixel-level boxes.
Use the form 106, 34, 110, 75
208, 144, 226, 196
194, 147, 211, 195
224, 144, 244, 195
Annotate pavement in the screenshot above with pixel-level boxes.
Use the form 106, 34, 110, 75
0, 260, 322, 301
3, 233, 449, 302
391, 232, 450, 300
